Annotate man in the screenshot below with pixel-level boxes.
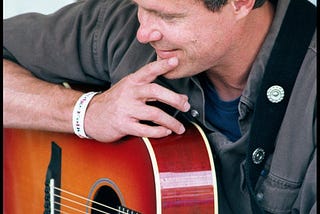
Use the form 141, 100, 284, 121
3, 0, 316, 213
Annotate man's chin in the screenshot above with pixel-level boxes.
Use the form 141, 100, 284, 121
156, 55, 190, 79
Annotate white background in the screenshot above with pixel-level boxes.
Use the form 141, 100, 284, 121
3, 0, 317, 19
3, 0, 76, 19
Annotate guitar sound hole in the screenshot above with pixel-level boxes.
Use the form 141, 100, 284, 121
91, 185, 121, 214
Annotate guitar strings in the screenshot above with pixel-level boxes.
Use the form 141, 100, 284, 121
54, 194, 109, 214
53, 193, 110, 214
52, 186, 130, 214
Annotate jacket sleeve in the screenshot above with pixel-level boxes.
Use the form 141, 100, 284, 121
3, 0, 139, 86
292, 140, 317, 213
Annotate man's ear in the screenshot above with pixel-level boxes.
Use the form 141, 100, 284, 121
230, 0, 255, 20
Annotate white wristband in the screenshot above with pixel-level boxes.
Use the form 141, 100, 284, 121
72, 91, 100, 139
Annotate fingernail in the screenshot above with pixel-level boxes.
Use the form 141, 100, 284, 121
168, 57, 178, 66
184, 102, 191, 112
178, 125, 186, 134
179, 126, 186, 134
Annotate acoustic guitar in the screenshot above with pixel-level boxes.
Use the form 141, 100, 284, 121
3, 122, 218, 213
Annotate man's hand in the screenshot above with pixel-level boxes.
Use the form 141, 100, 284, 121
84, 57, 191, 142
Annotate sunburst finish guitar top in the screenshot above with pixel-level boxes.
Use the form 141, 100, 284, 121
3, 122, 218, 213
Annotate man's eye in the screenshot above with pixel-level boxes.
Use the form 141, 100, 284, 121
159, 13, 176, 21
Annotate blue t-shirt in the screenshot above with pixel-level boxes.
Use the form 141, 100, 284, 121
202, 79, 241, 142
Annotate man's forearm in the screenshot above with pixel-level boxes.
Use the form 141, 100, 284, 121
4, 57, 190, 143
3, 59, 82, 133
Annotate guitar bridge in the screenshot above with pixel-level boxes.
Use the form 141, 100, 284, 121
118, 205, 141, 214
44, 142, 62, 214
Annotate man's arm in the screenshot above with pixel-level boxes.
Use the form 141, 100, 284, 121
4, 57, 191, 143
3, 59, 81, 133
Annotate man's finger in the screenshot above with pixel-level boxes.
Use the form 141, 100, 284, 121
134, 105, 186, 135
129, 123, 173, 138
129, 57, 179, 84
137, 83, 190, 113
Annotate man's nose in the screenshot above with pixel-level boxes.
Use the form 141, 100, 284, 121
136, 10, 162, 44
136, 25, 162, 44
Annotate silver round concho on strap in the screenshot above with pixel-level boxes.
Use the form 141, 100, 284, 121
266, 85, 285, 103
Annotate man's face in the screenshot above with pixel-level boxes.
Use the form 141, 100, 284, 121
133, 0, 238, 79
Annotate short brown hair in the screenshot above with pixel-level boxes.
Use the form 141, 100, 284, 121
202, 0, 267, 12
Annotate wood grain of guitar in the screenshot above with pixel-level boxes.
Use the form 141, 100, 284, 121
3, 122, 218, 213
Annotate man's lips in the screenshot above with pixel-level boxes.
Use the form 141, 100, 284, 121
155, 48, 178, 59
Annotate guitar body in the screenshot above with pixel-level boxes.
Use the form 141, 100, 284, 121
3, 123, 218, 213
